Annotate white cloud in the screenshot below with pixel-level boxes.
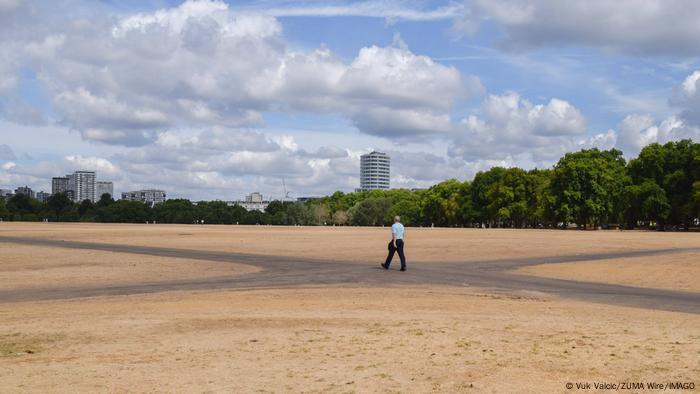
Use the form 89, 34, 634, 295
253, 44, 467, 138
457, 0, 700, 56
671, 69, 700, 125
235, 1, 464, 22
681, 70, 700, 97
614, 114, 700, 156
449, 92, 587, 163
64, 155, 120, 176
2, 0, 472, 146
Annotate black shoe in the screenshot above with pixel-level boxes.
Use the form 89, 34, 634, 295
381, 263, 389, 270
400, 268, 406, 271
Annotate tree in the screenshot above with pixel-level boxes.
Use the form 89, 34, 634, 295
471, 168, 507, 227
78, 199, 95, 219
689, 181, 700, 221
46, 193, 74, 220
349, 197, 391, 226
621, 180, 670, 228
550, 148, 629, 228
152, 199, 195, 223
627, 140, 700, 228
311, 204, 330, 225
265, 200, 288, 216
421, 179, 461, 226
331, 210, 349, 225
97, 193, 115, 207
525, 169, 553, 227
6, 193, 40, 221
105, 200, 151, 223
286, 202, 311, 225
0, 198, 9, 220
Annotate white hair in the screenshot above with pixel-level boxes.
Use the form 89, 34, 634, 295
394, 216, 401, 222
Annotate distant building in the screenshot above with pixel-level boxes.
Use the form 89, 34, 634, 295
228, 192, 269, 212
69, 171, 96, 203
14, 186, 35, 199
359, 151, 390, 191
296, 196, 318, 203
36, 191, 51, 202
121, 189, 166, 206
246, 192, 263, 203
52, 177, 70, 195
53, 172, 112, 203
0, 189, 13, 200
96, 181, 114, 200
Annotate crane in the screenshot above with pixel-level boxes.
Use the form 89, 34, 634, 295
282, 178, 292, 201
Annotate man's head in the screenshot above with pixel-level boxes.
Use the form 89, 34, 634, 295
394, 215, 401, 223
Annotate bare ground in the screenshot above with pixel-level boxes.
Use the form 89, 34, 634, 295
0, 243, 259, 290
2, 288, 699, 393
3, 222, 699, 264
0, 223, 699, 393
518, 252, 700, 293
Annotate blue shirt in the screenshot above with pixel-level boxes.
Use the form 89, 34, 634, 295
392, 223, 405, 240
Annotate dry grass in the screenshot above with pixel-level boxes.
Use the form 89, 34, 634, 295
518, 252, 700, 292
2, 222, 699, 264
1, 223, 699, 393
1, 288, 699, 393
0, 243, 259, 291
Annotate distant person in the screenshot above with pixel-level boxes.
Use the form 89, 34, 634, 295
381, 216, 406, 271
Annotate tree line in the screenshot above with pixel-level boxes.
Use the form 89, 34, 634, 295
1, 140, 698, 230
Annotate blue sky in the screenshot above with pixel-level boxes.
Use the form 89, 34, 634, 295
1, 0, 700, 200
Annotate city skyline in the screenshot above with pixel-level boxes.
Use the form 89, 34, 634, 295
2, 0, 700, 200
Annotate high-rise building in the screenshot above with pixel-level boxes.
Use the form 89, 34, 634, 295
36, 191, 50, 202
96, 181, 114, 200
54, 173, 111, 203
359, 151, 390, 191
68, 171, 96, 202
15, 186, 35, 199
52, 177, 70, 195
121, 189, 166, 206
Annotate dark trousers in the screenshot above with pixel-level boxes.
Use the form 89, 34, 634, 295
385, 239, 406, 269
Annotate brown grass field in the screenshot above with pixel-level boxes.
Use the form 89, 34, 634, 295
1, 223, 699, 393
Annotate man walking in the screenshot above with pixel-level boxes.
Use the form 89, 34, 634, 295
381, 216, 406, 271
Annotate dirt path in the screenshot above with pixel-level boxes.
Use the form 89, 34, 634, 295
1, 235, 699, 314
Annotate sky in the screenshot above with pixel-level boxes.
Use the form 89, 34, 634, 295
1, 0, 700, 201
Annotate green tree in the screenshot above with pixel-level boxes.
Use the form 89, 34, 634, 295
105, 200, 151, 223
0, 198, 9, 220
690, 181, 700, 220
421, 179, 461, 226
525, 169, 553, 227
310, 203, 331, 225
286, 202, 311, 225
46, 193, 75, 221
152, 199, 196, 223
6, 193, 40, 221
331, 209, 349, 225
627, 140, 699, 228
349, 197, 392, 226
97, 193, 115, 207
621, 180, 670, 228
78, 199, 95, 219
550, 148, 629, 228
